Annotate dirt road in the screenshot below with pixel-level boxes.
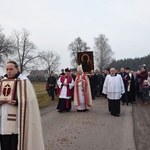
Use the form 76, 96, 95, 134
132, 98, 150, 150
41, 97, 136, 150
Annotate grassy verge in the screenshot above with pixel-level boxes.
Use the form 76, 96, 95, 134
32, 82, 58, 108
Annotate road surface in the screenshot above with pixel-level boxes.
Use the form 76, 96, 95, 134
41, 97, 136, 150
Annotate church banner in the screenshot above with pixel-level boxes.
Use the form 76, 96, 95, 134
77, 51, 94, 73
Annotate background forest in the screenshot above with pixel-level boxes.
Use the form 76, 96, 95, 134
108, 54, 150, 71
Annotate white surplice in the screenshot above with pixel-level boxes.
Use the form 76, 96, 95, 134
57, 78, 74, 99
103, 74, 125, 100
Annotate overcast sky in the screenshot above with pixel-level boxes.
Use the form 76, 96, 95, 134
0, 0, 150, 74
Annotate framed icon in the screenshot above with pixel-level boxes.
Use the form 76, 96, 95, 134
77, 51, 94, 73
0, 79, 18, 102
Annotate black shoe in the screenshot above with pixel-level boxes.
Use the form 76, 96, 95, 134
64, 110, 70, 112
111, 114, 120, 117
57, 110, 63, 113
77, 109, 86, 112
77, 109, 81, 112
122, 103, 125, 105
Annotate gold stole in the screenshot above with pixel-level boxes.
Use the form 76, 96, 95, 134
4, 105, 18, 133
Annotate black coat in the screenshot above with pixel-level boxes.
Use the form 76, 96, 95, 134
47, 76, 56, 87
120, 72, 130, 91
89, 74, 97, 88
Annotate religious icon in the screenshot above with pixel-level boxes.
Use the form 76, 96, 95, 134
77, 51, 94, 73
0, 79, 18, 103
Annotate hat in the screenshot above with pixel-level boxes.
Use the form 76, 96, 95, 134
77, 64, 83, 72
65, 68, 70, 72
106, 68, 110, 71
126, 67, 130, 70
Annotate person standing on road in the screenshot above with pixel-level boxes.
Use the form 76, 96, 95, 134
95, 69, 104, 97
137, 66, 148, 99
141, 80, 150, 105
102, 68, 125, 117
46, 71, 56, 100
59, 69, 65, 77
89, 70, 97, 100
0, 60, 45, 150
135, 70, 141, 98
147, 72, 150, 97
57, 68, 74, 112
74, 65, 92, 112
70, 71, 77, 101
147, 72, 150, 85
120, 67, 130, 105
126, 67, 136, 104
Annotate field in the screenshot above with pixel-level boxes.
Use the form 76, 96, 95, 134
32, 82, 58, 108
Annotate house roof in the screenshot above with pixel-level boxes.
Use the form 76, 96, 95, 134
29, 70, 48, 77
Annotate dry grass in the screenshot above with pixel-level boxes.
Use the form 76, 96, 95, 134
32, 82, 58, 108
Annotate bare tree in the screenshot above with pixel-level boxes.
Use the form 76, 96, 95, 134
68, 37, 90, 68
0, 26, 14, 67
12, 29, 39, 73
38, 51, 60, 74
94, 34, 114, 71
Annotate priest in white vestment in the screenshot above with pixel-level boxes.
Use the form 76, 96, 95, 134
74, 65, 92, 112
0, 61, 45, 150
102, 68, 125, 117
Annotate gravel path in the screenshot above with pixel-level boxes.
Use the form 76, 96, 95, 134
41, 97, 136, 150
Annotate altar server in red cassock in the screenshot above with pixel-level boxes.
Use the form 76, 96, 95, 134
57, 68, 74, 112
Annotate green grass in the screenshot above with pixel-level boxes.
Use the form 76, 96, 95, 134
32, 82, 58, 108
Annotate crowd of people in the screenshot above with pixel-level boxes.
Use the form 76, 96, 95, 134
46, 65, 150, 116
0, 60, 149, 149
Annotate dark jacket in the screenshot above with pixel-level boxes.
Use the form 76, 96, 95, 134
120, 72, 130, 91
46, 76, 56, 91
89, 74, 97, 88
138, 71, 148, 85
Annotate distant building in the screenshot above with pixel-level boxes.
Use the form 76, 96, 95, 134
28, 70, 49, 82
